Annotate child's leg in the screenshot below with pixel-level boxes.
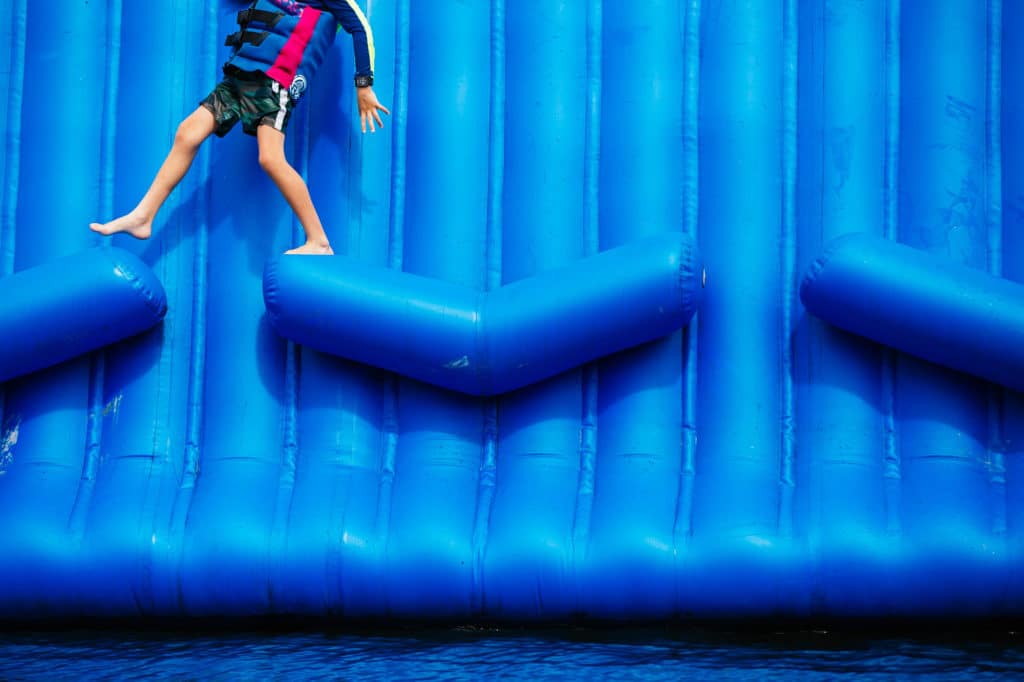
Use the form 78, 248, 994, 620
90, 106, 217, 239
256, 124, 333, 255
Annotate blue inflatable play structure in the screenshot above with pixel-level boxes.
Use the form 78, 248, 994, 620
1, 0, 1022, 623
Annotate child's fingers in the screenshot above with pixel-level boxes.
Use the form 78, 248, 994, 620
359, 101, 389, 133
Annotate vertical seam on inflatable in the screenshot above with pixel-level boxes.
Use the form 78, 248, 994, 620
142, 2, 180, 485
819, 4, 827, 256
72, 362, 106, 540
0, 0, 27, 464
881, 0, 902, 537
82, 343, 107, 472
674, 0, 701, 562
387, 0, 409, 273
140, 4, 182, 612
573, 0, 602, 589
471, 0, 504, 616
273, 342, 299, 611
777, 0, 798, 539
986, 2, 1003, 281
0, 0, 24, 278
70, 0, 122, 545
270, 103, 310, 611
378, 385, 398, 545
473, 407, 498, 614
376, 0, 410, 547
171, 0, 217, 613
143, 0, 179, 616
86, 0, 123, 500
986, 0, 1007, 536
65, 355, 107, 583
96, 0, 121, 250
103, 9, 122, 240
484, 0, 504, 296
150, 1, 177, 611
581, 2, 601, 263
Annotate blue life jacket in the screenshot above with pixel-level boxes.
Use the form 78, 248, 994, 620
224, 0, 371, 95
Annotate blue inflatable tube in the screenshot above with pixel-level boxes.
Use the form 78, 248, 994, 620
0, 247, 167, 383
264, 232, 703, 395
800, 233, 1024, 392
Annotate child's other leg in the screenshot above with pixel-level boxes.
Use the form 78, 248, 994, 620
90, 106, 217, 239
256, 125, 333, 255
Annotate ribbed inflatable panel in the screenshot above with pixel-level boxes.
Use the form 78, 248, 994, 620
0, 0, 1021, 622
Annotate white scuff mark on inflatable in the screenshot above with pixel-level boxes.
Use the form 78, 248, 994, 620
644, 536, 671, 553
0, 418, 21, 476
745, 535, 773, 549
151, 534, 158, 545
103, 393, 123, 418
342, 531, 367, 548
445, 356, 470, 370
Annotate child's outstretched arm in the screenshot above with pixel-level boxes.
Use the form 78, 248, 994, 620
323, 0, 391, 133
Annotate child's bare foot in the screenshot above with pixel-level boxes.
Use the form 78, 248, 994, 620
285, 241, 334, 255
89, 211, 153, 240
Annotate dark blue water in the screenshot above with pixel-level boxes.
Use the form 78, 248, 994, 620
1, 626, 1022, 680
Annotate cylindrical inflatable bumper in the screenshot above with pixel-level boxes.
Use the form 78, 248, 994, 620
0, 247, 168, 383
264, 232, 704, 395
800, 232, 1024, 392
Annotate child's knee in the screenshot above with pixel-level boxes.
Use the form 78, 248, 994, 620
258, 150, 286, 174
175, 120, 206, 150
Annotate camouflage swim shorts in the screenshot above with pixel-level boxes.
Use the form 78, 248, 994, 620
200, 72, 295, 137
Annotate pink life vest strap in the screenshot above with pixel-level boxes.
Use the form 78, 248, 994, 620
266, 6, 323, 88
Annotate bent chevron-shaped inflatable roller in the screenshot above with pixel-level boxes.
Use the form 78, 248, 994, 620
801, 233, 1024, 392
0, 248, 168, 383
264, 232, 704, 395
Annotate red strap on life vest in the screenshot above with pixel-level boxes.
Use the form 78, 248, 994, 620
266, 6, 322, 88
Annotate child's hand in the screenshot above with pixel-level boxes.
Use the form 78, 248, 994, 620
357, 86, 390, 134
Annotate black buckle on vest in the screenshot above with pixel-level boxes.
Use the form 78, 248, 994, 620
236, 8, 283, 28
224, 30, 270, 48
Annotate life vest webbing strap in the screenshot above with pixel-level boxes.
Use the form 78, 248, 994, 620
237, 8, 284, 28
225, 30, 270, 48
